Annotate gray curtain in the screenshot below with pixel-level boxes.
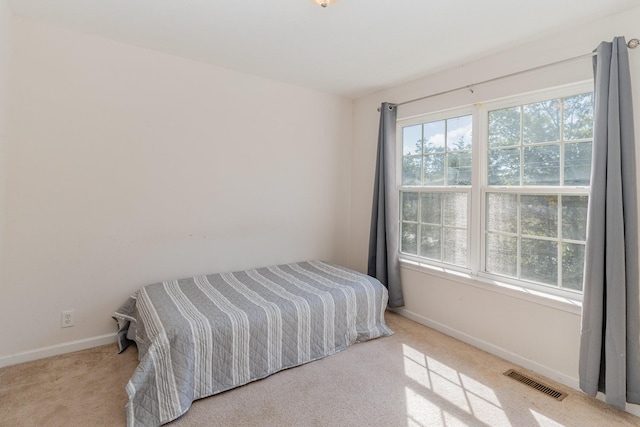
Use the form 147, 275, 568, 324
368, 102, 404, 307
579, 37, 640, 409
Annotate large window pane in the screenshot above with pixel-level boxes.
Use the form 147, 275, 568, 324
521, 238, 558, 285
423, 154, 445, 185
401, 223, 418, 255
562, 196, 588, 241
424, 121, 445, 153
523, 144, 560, 185
488, 107, 520, 148
487, 94, 592, 190
400, 87, 592, 295
486, 234, 517, 277
403, 124, 423, 155
488, 148, 520, 185
485, 192, 588, 290
420, 225, 441, 260
447, 151, 472, 185
402, 192, 419, 222
486, 193, 517, 233
563, 93, 593, 140
443, 228, 467, 266
564, 142, 592, 186
523, 99, 561, 144
521, 195, 557, 237
420, 193, 441, 224
447, 115, 472, 151
402, 156, 421, 185
443, 193, 467, 228
400, 190, 468, 267
563, 243, 585, 291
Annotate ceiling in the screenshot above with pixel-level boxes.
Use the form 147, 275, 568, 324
7, 0, 639, 98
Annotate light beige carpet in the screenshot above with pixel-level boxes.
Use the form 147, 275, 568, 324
1, 312, 638, 426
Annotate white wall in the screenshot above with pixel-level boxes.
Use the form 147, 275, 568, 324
350, 6, 640, 414
0, 0, 12, 292
0, 17, 352, 364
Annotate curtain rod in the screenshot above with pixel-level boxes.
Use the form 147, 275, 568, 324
378, 37, 640, 111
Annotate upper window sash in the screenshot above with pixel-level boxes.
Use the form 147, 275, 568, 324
477, 81, 594, 188
396, 106, 475, 187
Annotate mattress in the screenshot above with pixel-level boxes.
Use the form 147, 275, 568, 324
113, 261, 393, 426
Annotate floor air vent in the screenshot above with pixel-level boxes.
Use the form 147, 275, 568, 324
503, 369, 568, 401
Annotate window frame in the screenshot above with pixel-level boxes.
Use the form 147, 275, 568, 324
399, 187, 473, 268
396, 80, 594, 301
396, 106, 475, 272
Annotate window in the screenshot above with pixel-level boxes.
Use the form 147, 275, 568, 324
400, 112, 472, 268
398, 83, 593, 297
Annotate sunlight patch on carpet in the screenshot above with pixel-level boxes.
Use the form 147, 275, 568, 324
402, 344, 509, 426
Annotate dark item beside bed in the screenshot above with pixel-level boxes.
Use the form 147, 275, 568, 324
113, 261, 393, 426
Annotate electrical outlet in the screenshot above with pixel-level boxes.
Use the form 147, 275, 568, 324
61, 310, 75, 328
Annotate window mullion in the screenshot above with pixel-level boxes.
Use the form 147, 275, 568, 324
417, 194, 423, 258
517, 194, 522, 280
470, 105, 484, 276
440, 194, 445, 262
560, 99, 565, 186
519, 106, 524, 186
558, 194, 563, 290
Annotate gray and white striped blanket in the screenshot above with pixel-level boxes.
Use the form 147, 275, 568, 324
113, 261, 393, 426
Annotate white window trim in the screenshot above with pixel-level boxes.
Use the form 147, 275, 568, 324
397, 106, 475, 271
396, 80, 593, 308
399, 258, 582, 315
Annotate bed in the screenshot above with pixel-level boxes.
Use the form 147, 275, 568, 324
113, 260, 393, 426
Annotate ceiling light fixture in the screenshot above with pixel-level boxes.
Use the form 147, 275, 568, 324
309, 0, 340, 8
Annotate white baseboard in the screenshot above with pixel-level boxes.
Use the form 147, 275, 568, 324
390, 307, 580, 390
0, 333, 118, 368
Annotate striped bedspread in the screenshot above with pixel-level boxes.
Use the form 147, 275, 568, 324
113, 261, 393, 426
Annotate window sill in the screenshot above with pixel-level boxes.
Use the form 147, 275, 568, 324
399, 258, 583, 315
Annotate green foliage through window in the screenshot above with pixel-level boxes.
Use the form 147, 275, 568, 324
485, 193, 588, 291
402, 115, 473, 186
399, 86, 592, 296
485, 91, 592, 292
487, 93, 593, 186
401, 191, 468, 268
